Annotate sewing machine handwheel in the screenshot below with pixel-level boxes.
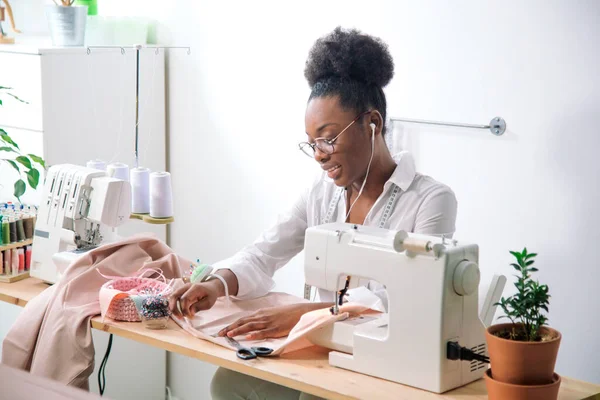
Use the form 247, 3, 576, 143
453, 260, 480, 296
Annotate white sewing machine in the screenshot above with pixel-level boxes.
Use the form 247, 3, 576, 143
30, 164, 131, 283
304, 223, 504, 393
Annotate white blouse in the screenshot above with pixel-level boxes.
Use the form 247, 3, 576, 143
213, 152, 457, 305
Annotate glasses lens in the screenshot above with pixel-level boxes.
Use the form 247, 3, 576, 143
315, 140, 333, 155
299, 143, 315, 157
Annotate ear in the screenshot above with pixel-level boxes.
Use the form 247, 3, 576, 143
368, 110, 384, 136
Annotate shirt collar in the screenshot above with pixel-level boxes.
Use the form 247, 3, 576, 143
386, 151, 417, 192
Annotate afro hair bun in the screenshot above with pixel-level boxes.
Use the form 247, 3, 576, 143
304, 26, 394, 89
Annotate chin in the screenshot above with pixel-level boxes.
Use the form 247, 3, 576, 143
332, 175, 349, 188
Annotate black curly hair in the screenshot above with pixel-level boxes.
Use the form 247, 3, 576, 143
304, 27, 394, 135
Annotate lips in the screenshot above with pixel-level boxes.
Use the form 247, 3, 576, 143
323, 164, 342, 180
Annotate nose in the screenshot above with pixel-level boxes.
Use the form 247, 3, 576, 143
314, 147, 330, 164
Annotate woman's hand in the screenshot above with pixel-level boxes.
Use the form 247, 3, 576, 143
169, 269, 239, 319
218, 303, 311, 340
169, 281, 221, 318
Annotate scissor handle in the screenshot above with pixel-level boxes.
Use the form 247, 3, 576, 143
251, 346, 273, 356
236, 348, 257, 360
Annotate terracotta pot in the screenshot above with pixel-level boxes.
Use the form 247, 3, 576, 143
486, 323, 561, 385
485, 369, 561, 400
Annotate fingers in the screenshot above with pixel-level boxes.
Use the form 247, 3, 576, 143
219, 319, 267, 338
180, 287, 207, 318
169, 284, 191, 318
245, 327, 282, 341
218, 316, 248, 336
189, 296, 213, 316
169, 284, 212, 319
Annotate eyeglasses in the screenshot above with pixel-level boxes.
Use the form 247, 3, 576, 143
298, 110, 371, 158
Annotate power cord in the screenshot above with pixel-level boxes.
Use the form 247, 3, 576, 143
98, 333, 114, 396
446, 341, 489, 364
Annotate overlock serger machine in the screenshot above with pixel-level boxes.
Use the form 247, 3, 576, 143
304, 222, 504, 393
31, 164, 131, 283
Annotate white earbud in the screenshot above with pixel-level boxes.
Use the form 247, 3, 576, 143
346, 122, 376, 222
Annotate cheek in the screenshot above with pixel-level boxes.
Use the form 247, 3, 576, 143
345, 142, 368, 167
334, 144, 364, 179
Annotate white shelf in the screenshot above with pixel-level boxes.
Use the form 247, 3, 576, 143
0, 35, 146, 55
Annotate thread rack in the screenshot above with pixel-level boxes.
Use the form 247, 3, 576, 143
0, 238, 33, 283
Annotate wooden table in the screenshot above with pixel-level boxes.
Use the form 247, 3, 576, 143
1, 278, 599, 400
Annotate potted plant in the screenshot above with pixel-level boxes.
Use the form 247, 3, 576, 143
0, 86, 45, 201
45, 0, 88, 46
484, 248, 562, 400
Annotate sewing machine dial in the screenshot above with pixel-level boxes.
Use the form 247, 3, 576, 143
452, 260, 480, 296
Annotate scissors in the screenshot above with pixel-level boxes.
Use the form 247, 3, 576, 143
225, 336, 273, 360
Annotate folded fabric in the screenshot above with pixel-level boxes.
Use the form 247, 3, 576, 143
1, 234, 189, 389
172, 279, 382, 356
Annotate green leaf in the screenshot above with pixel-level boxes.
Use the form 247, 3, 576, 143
15, 155, 32, 169
526, 260, 535, 266
6, 92, 28, 104
524, 253, 537, 260
511, 263, 521, 271
28, 154, 46, 168
27, 168, 40, 189
0, 131, 19, 149
0, 86, 13, 90
0, 99, 2, 106
0, 146, 16, 153
5, 159, 20, 173
529, 267, 539, 272
14, 179, 26, 199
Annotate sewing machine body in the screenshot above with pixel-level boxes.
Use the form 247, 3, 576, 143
304, 223, 487, 393
31, 164, 131, 283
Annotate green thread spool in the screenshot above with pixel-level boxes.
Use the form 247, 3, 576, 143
16, 218, 25, 242
2, 220, 9, 245
9, 220, 17, 243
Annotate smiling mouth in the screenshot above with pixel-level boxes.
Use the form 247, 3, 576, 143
327, 165, 341, 172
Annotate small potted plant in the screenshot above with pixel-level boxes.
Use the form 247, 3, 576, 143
484, 248, 562, 400
45, 0, 88, 46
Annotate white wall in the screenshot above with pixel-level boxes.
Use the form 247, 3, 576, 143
7, 1, 600, 399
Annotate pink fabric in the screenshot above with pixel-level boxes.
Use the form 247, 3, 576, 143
172, 279, 379, 356
1, 234, 188, 389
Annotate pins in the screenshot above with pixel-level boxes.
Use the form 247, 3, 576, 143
139, 293, 171, 330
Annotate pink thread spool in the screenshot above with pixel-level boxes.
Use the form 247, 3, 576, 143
11, 248, 19, 275
18, 248, 24, 272
25, 246, 32, 270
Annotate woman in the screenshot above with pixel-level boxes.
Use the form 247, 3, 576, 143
170, 27, 457, 399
